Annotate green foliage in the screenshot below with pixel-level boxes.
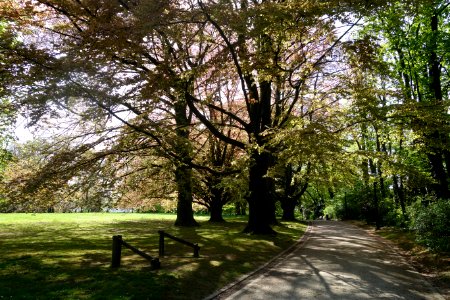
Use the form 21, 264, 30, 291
221, 203, 236, 215
407, 198, 450, 252
328, 0, 450, 237
0, 139, 123, 212
322, 206, 336, 219
333, 183, 372, 220
380, 197, 406, 227
0, 21, 18, 168
329, 190, 407, 227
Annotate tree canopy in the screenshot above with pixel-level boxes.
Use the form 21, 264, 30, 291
1, 0, 449, 239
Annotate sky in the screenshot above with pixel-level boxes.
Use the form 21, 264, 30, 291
14, 116, 35, 143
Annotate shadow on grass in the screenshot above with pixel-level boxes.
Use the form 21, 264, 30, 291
0, 255, 178, 299
0, 214, 306, 300
161, 220, 306, 299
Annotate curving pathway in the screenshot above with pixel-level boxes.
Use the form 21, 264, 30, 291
208, 221, 445, 300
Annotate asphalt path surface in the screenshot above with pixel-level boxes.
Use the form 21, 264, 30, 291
208, 221, 445, 300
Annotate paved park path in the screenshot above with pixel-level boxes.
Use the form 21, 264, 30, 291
209, 221, 445, 300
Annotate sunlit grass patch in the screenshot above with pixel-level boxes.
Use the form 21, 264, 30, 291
0, 213, 306, 299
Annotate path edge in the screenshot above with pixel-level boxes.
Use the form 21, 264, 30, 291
346, 221, 446, 300
203, 221, 313, 300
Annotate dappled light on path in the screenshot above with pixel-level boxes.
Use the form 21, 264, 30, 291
217, 221, 444, 300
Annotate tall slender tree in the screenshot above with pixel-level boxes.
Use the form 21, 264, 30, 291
363, 0, 450, 200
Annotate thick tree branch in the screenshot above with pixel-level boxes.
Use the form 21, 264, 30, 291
203, 101, 249, 131
185, 92, 246, 149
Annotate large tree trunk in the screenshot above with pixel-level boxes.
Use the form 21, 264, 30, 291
209, 199, 225, 222
208, 178, 226, 222
358, 124, 370, 186
174, 165, 198, 226
396, 32, 450, 202
243, 78, 277, 234
173, 98, 198, 227
244, 150, 276, 234
281, 198, 296, 221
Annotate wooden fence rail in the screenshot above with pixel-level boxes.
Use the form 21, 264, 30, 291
111, 235, 160, 269
158, 230, 200, 258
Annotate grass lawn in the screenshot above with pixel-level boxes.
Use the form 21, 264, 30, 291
0, 213, 306, 299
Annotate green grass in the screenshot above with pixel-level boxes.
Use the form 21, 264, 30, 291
0, 213, 306, 299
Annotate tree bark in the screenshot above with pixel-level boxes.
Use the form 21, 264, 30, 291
281, 198, 297, 221
392, 174, 406, 216
373, 182, 380, 230
173, 98, 198, 227
174, 165, 198, 226
243, 150, 276, 234
427, 152, 449, 199
280, 164, 296, 221
209, 196, 225, 222
207, 175, 226, 222
358, 124, 370, 186
375, 128, 386, 199
242, 77, 277, 234
280, 164, 309, 221
425, 11, 450, 199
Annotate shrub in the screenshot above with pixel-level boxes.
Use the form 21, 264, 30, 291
407, 197, 450, 252
381, 197, 407, 227
323, 205, 336, 219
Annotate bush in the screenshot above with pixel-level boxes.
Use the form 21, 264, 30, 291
382, 206, 406, 227
331, 190, 369, 220
381, 197, 407, 227
407, 197, 450, 252
323, 205, 336, 219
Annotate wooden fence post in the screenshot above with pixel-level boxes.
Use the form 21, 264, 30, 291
151, 258, 161, 269
111, 235, 122, 268
158, 230, 164, 257
193, 244, 200, 258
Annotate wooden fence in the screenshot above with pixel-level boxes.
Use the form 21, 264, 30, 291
111, 235, 160, 269
158, 230, 200, 258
